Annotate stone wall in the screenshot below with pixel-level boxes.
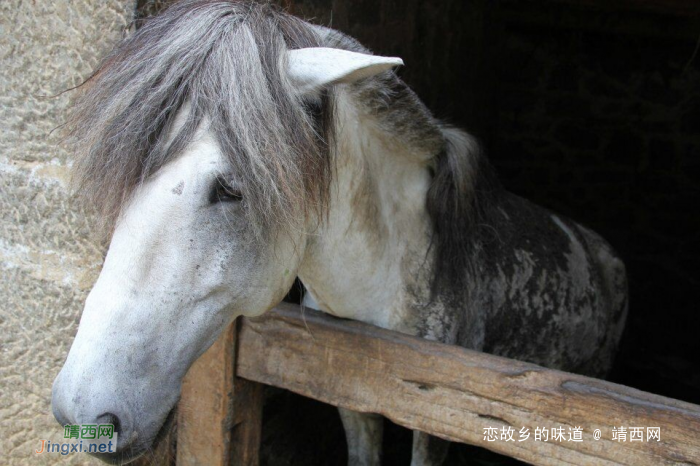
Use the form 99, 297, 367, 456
0, 2, 130, 464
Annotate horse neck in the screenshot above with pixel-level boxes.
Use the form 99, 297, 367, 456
298, 90, 440, 332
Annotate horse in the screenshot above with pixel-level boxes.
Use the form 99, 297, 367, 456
51, 1, 628, 464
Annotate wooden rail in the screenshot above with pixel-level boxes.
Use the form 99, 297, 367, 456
176, 303, 700, 465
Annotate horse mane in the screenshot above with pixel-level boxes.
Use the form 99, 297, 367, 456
68, 0, 499, 303
308, 27, 502, 303
68, 0, 334, 237
427, 126, 501, 304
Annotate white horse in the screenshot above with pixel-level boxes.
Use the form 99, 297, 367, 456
52, 2, 628, 464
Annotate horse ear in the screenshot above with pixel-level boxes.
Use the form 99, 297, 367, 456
287, 47, 404, 95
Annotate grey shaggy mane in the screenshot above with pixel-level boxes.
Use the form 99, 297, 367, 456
68, 0, 499, 303
69, 0, 333, 236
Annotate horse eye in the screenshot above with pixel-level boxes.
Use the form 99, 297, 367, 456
210, 177, 243, 204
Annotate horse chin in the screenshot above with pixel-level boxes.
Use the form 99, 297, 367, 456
89, 407, 176, 464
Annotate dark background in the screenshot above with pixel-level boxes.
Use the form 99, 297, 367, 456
137, 1, 700, 464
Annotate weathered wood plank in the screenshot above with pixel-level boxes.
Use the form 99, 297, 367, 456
237, 303, 700, 466
229, 376, 264, 465
231, 320, 265, 466
177, 323, 236, 465
177, 322, 264, 466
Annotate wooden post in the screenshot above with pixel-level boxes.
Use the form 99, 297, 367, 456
230, 364, 265, 465
177, 320, 264, 466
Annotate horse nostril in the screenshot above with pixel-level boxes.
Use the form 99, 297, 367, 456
97, 412, 122, 436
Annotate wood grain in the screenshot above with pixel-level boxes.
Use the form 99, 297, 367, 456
177, 321, 264, 466
231, 320, 265, 466
237, 303, 700, 466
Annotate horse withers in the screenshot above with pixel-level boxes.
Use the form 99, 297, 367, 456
52, 2, 628, 464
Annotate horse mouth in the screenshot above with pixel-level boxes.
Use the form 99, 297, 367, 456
90, 408, 176, 464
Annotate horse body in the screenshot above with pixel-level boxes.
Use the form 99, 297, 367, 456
51, 2, 627, 464
299, 30, 628, 376
295, 44, 627, 461
468, 193, 628, 376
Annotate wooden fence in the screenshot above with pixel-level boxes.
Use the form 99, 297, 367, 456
172, 303, 700, 465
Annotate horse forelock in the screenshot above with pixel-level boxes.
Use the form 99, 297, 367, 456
68, 0, 334, 238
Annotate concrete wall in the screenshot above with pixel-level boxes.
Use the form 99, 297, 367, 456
0, 2, 130, 464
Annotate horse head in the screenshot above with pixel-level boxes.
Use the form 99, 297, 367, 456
52, 2, 405, 461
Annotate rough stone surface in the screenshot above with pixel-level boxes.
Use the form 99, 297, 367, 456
0, 1, 130, 464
